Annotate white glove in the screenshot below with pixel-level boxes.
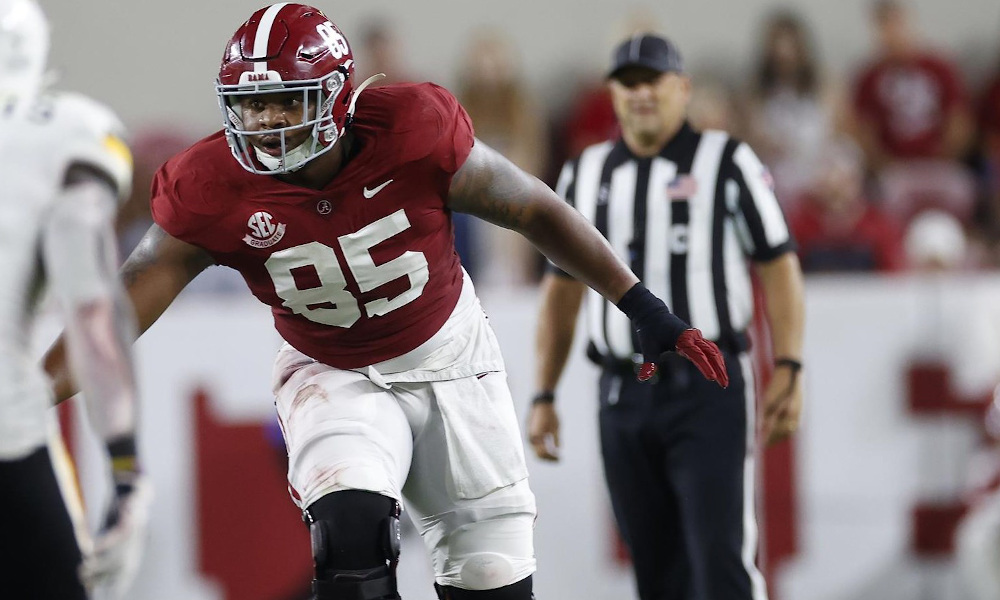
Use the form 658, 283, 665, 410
81, 474, 153, 600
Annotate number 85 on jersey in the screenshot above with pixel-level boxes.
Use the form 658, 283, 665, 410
264, 208, 429, 328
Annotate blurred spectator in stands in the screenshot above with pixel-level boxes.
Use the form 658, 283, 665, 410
853, 0, 972, 166
688, 76, 738, 133
789, 138, 906, 273
561, 83, 618, 161
354, 20, 415, 87
458, 30, 547, 177
980, 64, 1000, 193
556, 12, 659, 170
977, 58, 1000, 262
117, 129, 193, 258
743, 11, 846, 209
852, 0, 976, 225
903, 209, 972, 272
981, 73, 1000, 156
456, 29, 548, 286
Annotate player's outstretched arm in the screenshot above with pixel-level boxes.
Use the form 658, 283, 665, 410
448, 140, 634, 302
42, 164, 153, 599
43, 222, 215, 403
42, 165, 140, 443
447, 139, 727, 387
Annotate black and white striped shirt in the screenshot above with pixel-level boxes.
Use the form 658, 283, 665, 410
554, 123, 793, 361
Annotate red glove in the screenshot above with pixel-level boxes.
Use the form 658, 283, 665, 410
638, 329, 729, 388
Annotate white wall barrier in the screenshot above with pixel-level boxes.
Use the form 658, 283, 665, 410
57, 273, 1000, 600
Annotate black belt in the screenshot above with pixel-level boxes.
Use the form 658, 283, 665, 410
587, 330, 749, 375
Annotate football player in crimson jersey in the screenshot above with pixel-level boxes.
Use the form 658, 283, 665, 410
43, 4, 727, 599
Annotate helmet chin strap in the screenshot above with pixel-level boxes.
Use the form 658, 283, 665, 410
348, 73, 385, 115
254, 137, 320, 173
344, 73, 385, 128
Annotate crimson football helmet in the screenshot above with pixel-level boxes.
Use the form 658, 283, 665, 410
217, 3, 372, 174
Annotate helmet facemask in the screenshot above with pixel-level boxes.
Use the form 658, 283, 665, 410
216, 66, 347, 174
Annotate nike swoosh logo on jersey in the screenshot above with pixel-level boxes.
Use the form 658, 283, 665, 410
363, 179, 394, 199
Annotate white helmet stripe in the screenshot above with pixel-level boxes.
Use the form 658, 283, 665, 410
251, 1, 290, 72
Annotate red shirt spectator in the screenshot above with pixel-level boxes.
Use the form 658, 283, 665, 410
564, 83, 619, 158
980, 76, 1000, 162
789, 137, 906, 272
976, 75, 1000, 264
790, 196, 906, 273
982, 77, 1000, 135
854, 53, 967, 159
851, 1, 971, 165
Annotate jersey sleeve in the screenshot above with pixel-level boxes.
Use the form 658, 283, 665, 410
422, 84, 475, 175
57, 93, 133, 201
42, 180, 138, 445
149, 161, 194, 240
730, 142, 795, 261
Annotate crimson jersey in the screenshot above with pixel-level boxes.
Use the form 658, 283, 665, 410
151, 83, 474, 368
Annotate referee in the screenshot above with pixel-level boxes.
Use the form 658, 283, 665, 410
528, 34, 805, 600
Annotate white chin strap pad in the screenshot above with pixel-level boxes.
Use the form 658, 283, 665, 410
254, 138, 314, 173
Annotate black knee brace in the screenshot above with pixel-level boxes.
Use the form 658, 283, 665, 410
304, 490, 402, 600
434, 575, 534, 600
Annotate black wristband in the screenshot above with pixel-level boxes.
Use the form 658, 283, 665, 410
107, 435, 138, 476
616, 283, 656, 317
616, 283, 687, 351
774, 357, 803, 373
107, 435, 137, 458
531, 391, 555, 406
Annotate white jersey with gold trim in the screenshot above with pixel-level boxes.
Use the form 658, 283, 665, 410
0, 91, 132, 459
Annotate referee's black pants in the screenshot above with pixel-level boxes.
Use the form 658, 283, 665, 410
598, 350, 766, 600
0, 446, 89, 600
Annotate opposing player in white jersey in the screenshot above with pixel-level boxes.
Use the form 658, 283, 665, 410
0, 1, 150, 598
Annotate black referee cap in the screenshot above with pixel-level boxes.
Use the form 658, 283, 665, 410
608, 34, 684, 79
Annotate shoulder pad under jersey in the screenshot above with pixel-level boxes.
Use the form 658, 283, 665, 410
44, 92, 133, 202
